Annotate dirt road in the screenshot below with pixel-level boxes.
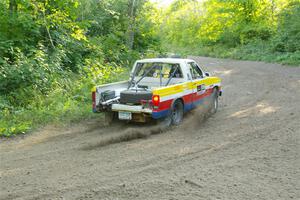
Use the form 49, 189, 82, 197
1, 57, 299, 200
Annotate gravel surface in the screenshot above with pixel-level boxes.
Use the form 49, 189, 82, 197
1, 57, 299, 200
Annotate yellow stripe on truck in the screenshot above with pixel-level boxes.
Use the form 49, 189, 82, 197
203, 77, 221, 86
153, 77, 221, 98
153, 83, 185, 97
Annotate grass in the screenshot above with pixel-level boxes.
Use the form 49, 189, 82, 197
0, 87, 94, 137
0, 68, 130, 137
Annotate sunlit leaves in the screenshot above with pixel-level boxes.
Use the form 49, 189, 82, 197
0, 0, 162, 136
159, 0, 298, 48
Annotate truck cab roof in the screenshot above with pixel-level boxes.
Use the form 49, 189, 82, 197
136, 58, 195, 64
131, 58, 199, 88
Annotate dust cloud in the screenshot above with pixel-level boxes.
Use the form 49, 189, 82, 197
82, 97, 212, 150
81, 123, 167, 150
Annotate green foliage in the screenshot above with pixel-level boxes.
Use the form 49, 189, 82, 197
0, 0, 160, 137
272, 1, 300, 53
159, 0, 300, 66
0, 83, 91, 137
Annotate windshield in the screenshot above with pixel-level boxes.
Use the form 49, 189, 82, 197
135, 62, 183, 78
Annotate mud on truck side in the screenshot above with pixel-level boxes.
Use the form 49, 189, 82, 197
92, 58, 222, 126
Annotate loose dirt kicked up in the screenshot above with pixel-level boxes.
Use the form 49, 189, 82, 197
1, 57, 299, 200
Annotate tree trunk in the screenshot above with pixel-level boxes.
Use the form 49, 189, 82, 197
9, 0, 18, 15
127, 0, 137, 50
42, 8, 55, 49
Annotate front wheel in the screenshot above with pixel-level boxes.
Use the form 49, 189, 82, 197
208, 88, 219, 115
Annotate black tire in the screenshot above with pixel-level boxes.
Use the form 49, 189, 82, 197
156, 99, 184, 127
171, 100, 184, 125
209, 88, 219, 115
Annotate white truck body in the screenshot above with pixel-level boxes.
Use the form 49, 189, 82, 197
92, 58, 222, 123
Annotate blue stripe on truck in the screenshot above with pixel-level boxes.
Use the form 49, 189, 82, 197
152, 109, 170, 119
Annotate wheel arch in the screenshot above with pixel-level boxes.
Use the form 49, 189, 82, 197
171, 98, 184, 109
213, 85, 220, 91
213, 85, 222, 96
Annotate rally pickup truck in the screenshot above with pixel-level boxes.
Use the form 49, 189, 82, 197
92, 58, 222, 126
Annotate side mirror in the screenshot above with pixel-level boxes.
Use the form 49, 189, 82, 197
205, 72, 211, 77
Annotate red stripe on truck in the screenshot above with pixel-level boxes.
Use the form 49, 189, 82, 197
154, 88, 214, 112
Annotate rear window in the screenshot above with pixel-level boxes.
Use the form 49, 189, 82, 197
135, 62, 183, 78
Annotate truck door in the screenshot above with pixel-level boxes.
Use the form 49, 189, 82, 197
187, 62, 207, 108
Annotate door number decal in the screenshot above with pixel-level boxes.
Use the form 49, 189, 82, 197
197, 84, 206, 92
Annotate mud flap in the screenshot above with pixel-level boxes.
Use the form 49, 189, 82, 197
104, 112, 115, 126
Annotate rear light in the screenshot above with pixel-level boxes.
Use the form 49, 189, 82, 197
92, 91, 96, 111
152, 95, 160, 107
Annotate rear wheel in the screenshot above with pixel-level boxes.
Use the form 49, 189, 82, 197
171, 100, 184, 125
156, 99, 184, 127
